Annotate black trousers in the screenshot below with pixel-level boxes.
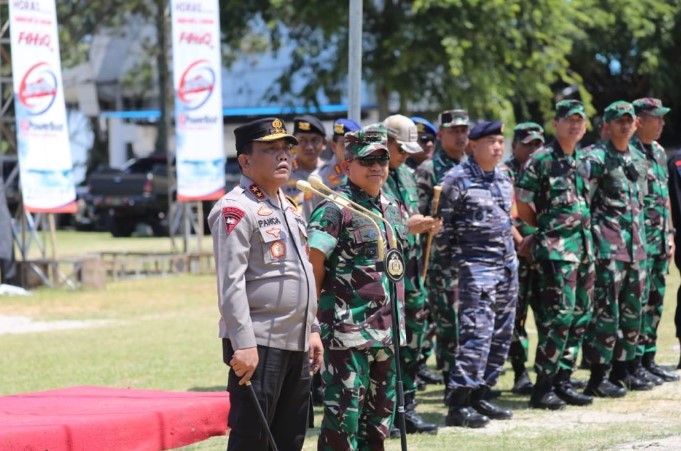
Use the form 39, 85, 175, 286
224, 342, 311, 451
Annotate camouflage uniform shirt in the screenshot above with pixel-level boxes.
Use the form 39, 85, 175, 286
583, 141, 647, 262
307, 182, 406, 350
383, 164, 425, 298
516, 141, 593, 262
441, 158, 516, 265
632, 137, 671, 256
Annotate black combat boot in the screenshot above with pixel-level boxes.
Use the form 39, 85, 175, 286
610, 360, 653, 391
511, 360, 534, 395
443, 372, 452, 406
470, 385, 512, 420
417, 363, 444, 385
642, 352, 680, 382
445, 388, 490, 428
584, 364, 627, 398
403, 392, 438, 434
554, 369, 593, 406
629, 356, 663, 386
529, 374, 566, 410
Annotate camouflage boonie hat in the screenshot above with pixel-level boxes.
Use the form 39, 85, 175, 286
439, 109, 469, 128
603, 100, 636, 122
513, 122, 545, 144
632, 97, 670, 117
345, 128, 389, 158
555, 100, 586, 119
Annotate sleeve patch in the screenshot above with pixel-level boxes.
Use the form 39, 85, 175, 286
222, 207, 245, 234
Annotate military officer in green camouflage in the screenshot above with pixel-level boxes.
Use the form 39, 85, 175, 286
415, 109, 470, 390
382, 114, 439, 434
630, 97, 679, 383
516, 101, 595, 409
503, 122, 544, 396
308, 128, 406, 450
582, 100, 651, 396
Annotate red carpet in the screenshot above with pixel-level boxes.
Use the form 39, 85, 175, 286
0, 386, 230, 451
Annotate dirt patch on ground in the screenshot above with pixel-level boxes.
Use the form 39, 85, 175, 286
0, 315, 115, 335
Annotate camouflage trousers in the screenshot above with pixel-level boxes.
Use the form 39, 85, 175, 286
425, 269, 457, 373
638, 254, 669, 356
508, 258, 533, 366
401, 291, 427, 395
318, 347, 396, 451
449, 262, 518, 389
584, 259, 644, 365
532, 259, 594, 377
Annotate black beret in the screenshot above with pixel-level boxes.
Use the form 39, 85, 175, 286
468, 121, 504, 140
293, 115, 326, 136
234, 117, 298, 154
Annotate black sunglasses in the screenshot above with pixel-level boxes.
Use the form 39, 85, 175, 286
351, 156, 390, 167
419, 135, 435, 144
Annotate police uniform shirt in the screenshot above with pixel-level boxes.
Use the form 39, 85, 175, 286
208, 175, 318, 352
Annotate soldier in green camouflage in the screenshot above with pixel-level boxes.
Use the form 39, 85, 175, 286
308, 128, 407, 450
582, 100, 651, 396
502, 122, 544, 396
382, 115, 440, 434
516, 101, 595, 409
630, 97, 679, 383
414, 109, 469, 390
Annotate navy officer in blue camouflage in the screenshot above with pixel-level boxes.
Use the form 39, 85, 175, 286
441, 121, 520, 428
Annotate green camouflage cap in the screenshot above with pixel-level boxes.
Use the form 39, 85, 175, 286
344, 128, 389, 158
513, 122, 545, 144
632, 97, 670, 117
439, 109, 469, 128
555, 100, 586, 119
603, 100, 636, 122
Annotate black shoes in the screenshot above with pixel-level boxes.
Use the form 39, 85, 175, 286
512, 370, 534, 395
445, 388, 490, 428
417, 363, 444, 385
529, 375, 566, 410
584, 378, 627, 398
403, 393, 438, 434
471, 386, 512, 420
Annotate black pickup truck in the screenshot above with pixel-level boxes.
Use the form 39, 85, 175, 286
86, 153, 240, 237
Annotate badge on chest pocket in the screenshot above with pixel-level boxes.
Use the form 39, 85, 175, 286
259, 227, 288, 263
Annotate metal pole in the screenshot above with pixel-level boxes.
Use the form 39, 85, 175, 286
348, 0, 362, 122
389, 280, 408, 450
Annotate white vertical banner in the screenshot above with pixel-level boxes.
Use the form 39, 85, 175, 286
170, 0, 225, 201
9, 0, 76, 213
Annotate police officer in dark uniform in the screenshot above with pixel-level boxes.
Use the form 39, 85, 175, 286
208, 117, 323, 451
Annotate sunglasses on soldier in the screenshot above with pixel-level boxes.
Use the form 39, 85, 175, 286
350, 155, 390, 167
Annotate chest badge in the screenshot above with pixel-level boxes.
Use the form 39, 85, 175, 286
266, 227, 281, 238
384, 249, 405, 282
258, 205, 273, 216
270, 240, 286, 259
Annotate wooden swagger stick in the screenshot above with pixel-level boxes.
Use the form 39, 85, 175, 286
421, 185, 442, 282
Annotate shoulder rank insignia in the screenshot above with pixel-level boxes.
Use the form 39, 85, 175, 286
334, 164, 342, 175
286, 195, 299, 210
249, 184, 265, 200
222, 207, 245, 234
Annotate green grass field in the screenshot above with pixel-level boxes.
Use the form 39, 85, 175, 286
2, 231, 681, 450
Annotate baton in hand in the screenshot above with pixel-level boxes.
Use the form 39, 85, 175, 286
421, 185, 442, 281
245, 381, 279, 451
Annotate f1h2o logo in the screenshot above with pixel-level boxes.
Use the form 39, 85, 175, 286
18, 62, 58, 116
177, 59, 216, 111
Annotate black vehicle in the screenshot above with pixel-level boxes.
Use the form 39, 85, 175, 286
86, 153, 240, 237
